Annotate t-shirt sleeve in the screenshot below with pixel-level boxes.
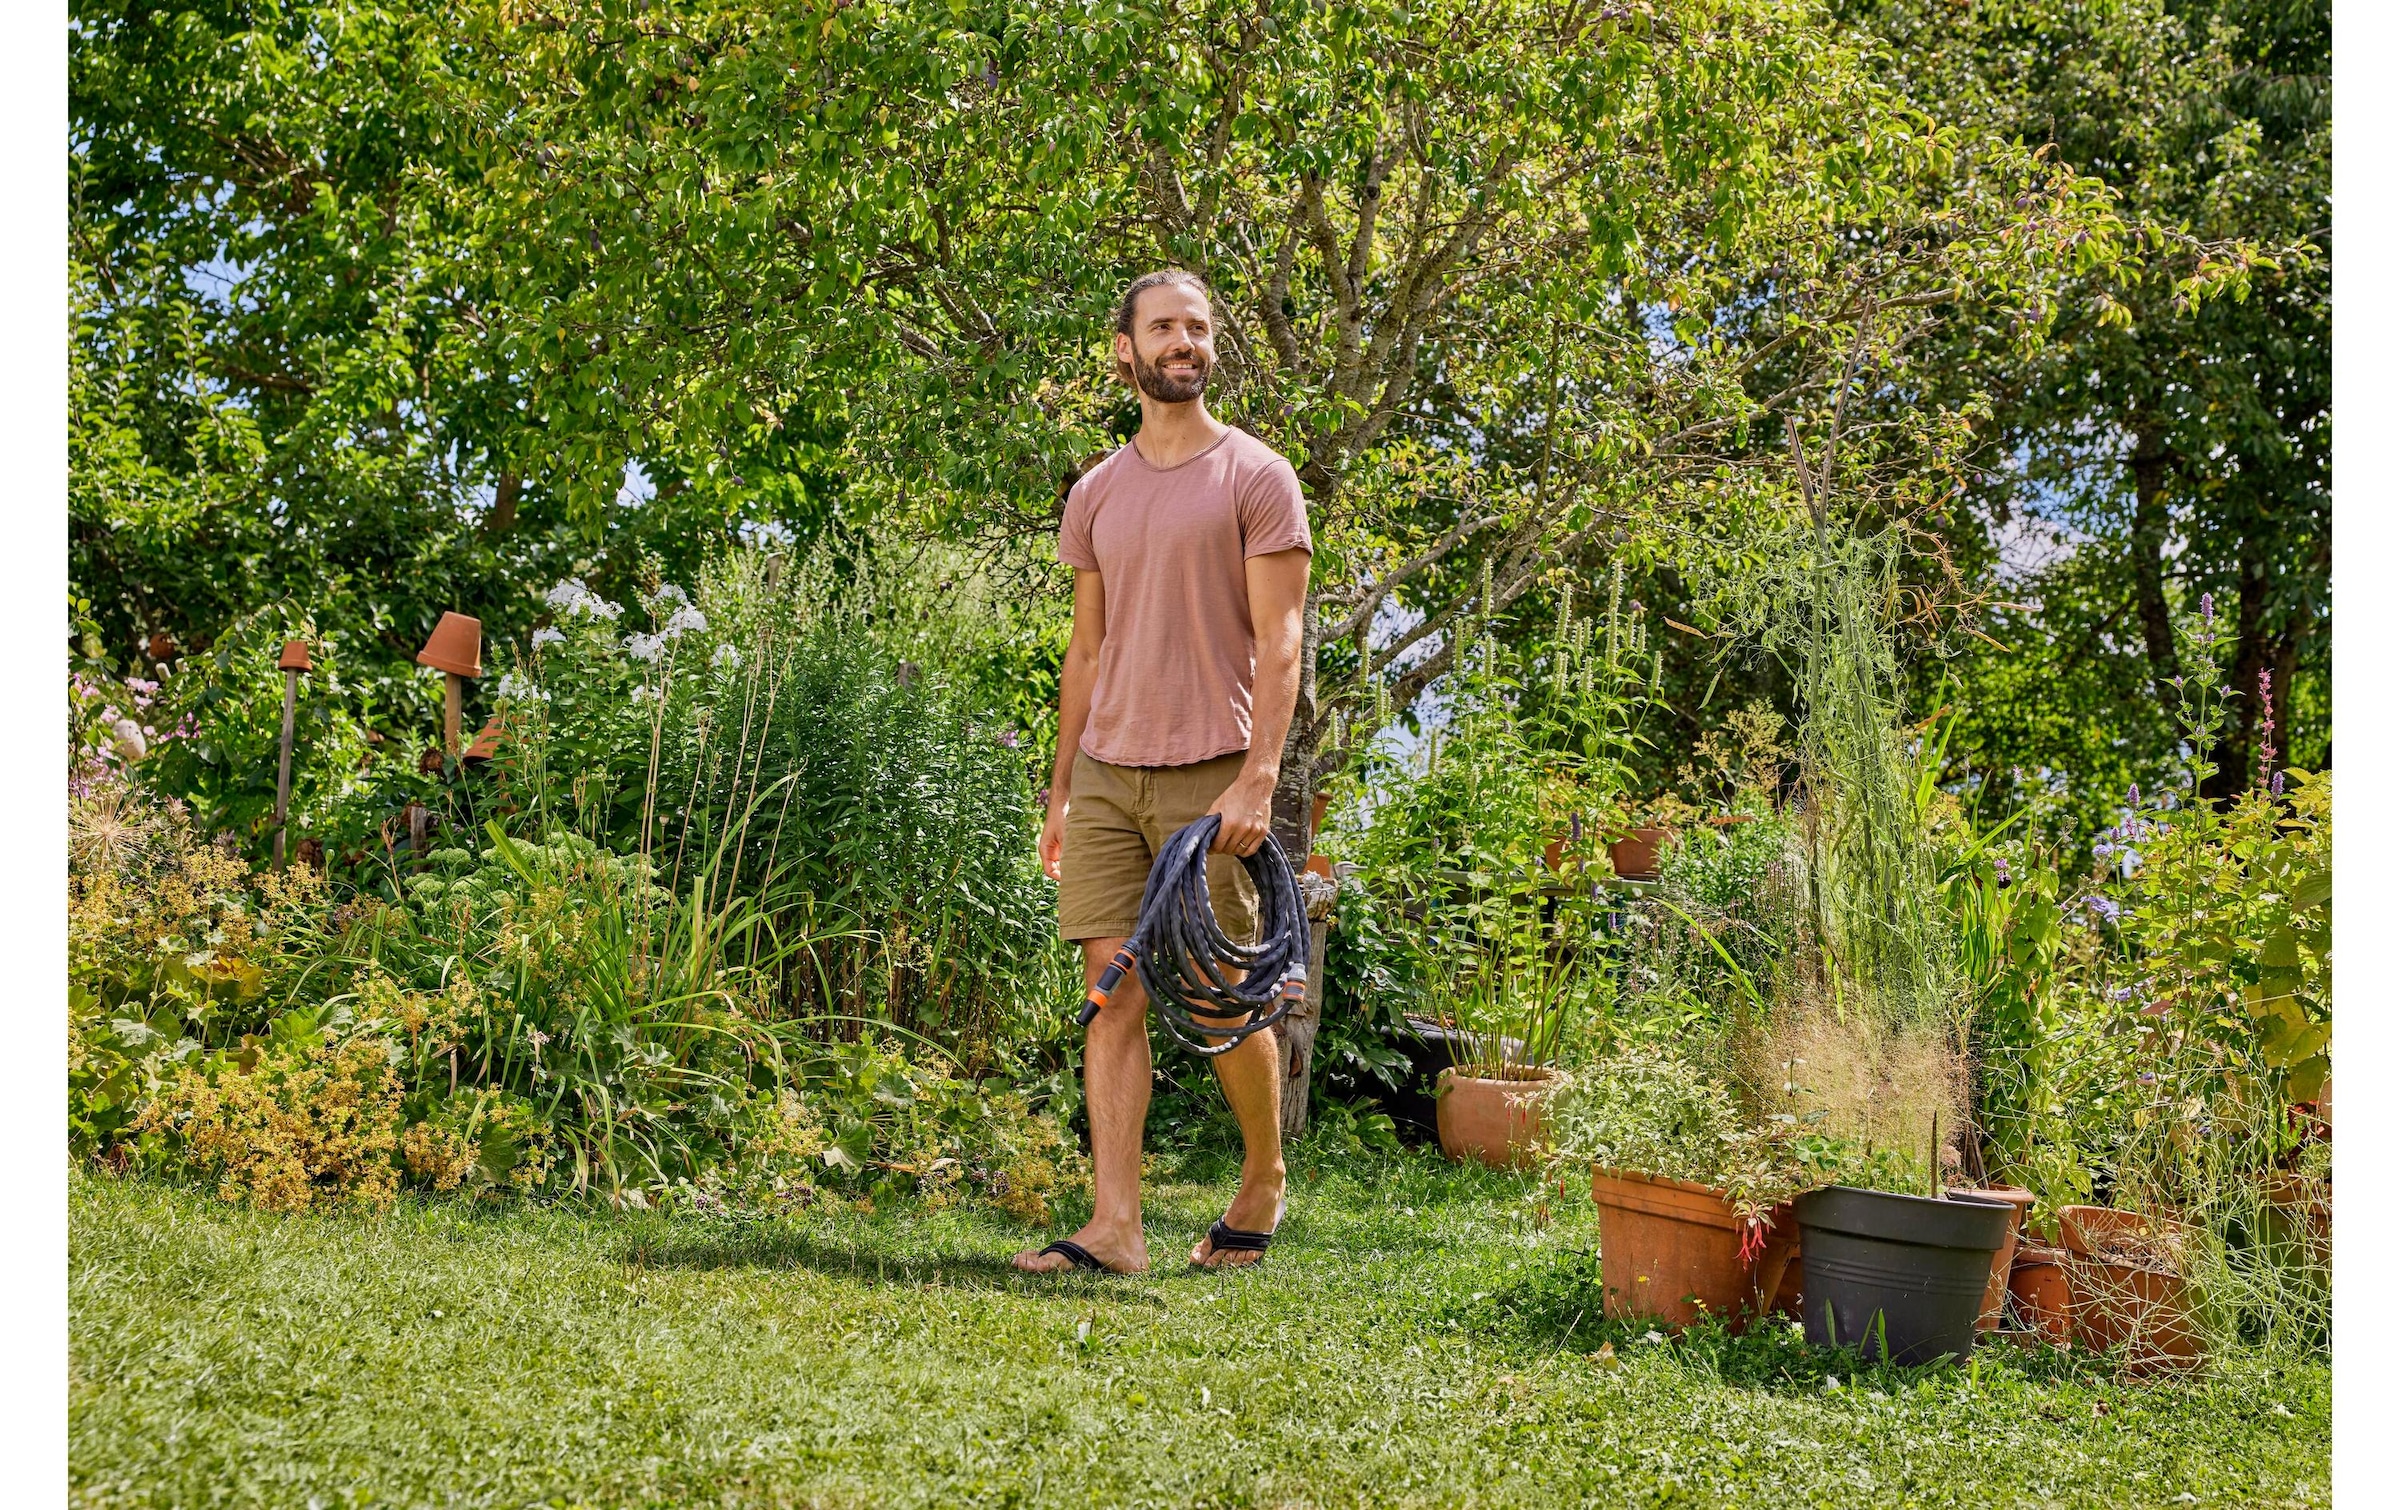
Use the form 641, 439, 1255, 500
1237, 452, 1312, 558
1058, 473, 1100, 571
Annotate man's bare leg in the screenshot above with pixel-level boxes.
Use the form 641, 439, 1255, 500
1012, 937, 1151, 1274
1190, 1023, 1286, 1268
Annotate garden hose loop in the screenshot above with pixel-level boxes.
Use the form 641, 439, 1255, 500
1074, 813, 1311, 1057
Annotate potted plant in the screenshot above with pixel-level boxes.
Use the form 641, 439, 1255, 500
2006, 1240, 2074, 1346
1752, 1005, 2009, 1365
1429, 933, 1586, 1170
1964, 1184, 2038, 1331
2056, 1205, 2209, 1373
1550, 1046, 1810, 1332
1792, 1182, 2014, 1366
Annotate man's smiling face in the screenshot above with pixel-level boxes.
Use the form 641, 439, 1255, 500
1118, 282, 1216, 403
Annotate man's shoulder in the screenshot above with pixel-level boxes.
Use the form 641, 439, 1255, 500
1065, 444, 1135, 509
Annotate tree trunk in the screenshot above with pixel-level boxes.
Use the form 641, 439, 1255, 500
482, 470, 521, 537
2208, 537, 2273, 802
1269, 590, 1324, 1135
1279, 904, 1334, 1141
2128, 427, 2180, 715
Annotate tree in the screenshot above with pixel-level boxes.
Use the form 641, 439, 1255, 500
1842, 0, 2329, 818
68, 0, 794, 807
462, 0, 2128, 804
456, 0, 2137, 1119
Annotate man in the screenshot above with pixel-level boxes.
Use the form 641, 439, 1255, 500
1011, 268, 1311, 1274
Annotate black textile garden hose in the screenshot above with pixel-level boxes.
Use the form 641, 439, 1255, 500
1074, 813, 1311, 1057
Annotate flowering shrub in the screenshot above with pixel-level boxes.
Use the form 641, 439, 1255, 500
1546, 1046, 1808, 1227
132, 1014, 402, 1213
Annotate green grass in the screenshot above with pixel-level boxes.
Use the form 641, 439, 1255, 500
70, 1150, 2328, 1509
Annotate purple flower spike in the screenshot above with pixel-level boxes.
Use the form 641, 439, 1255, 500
2084, 895, 2122, 925
2272, 771, 2286, 797
1994, 856, 2012, 886
2093, 842, 2118, 859
2200, 592, 2214, 624
2128, 783, 2140, 809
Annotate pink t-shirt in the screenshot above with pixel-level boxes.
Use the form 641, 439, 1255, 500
1058, 427, 1312, 767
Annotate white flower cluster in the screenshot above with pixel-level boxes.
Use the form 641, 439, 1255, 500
711, 643, 742, 670
544, 577, 623, 620
531, 626, 565, 649
625, 631, 668, 664
621, 591, 708, 663
494, 671, 548, 704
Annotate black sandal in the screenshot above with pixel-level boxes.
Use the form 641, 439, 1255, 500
1196, 1207, 1283, 1267
1030, 1239, 1110, 1273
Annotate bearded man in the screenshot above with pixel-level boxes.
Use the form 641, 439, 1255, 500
1011, 269, 1311, 1274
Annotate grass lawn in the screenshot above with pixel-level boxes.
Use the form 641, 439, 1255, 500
70, 1148, 2329, 1509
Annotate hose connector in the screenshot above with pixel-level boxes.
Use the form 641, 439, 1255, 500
1076, 946, 1138, 1027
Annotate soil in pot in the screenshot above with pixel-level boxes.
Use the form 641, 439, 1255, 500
1964, 1185, 2037, 1331
1435, 1066, 1560, 1170
1794, 1187, 2013, 1366
2006, 1242, 2074, 1347
1589, 1171, 1795, 1332
2057, 1205, 2208, 1374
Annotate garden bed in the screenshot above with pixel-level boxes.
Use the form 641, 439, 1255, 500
71, 1158, 2328, 1509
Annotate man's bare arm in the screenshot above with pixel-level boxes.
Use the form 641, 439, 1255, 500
1040, 568, 1107, 880
1207, 546, 1311, 857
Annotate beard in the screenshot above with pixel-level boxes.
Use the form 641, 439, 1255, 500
1132, 346, 1211, 403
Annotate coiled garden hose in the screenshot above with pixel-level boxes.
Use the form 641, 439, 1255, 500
1074, 813, 1311, 1056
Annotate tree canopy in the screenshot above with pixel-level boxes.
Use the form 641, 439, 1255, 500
69, 0, 2326, 842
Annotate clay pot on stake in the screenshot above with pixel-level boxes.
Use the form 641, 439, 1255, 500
416, 613, 483, 760
273, 639, 310, 869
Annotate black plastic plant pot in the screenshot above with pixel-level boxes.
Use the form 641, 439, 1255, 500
1795, 1186, 2013, 1366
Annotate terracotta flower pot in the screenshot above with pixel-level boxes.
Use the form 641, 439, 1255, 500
1768, 1239, 1806, 1317
1965, 1185, 2037, 1332
1435, 1066, 1560, 1170
1311, 790, 1331, 832
2058, 1205, 2207, 1373
463, 715, 506, 763
1607, 826, 1673, 881
277, 638, 312, 672
2006, 1242, 2074, 1347
416, 612, 484, 678
1590, 1169, 1796, 1331
2263, 1173, 2331, 1271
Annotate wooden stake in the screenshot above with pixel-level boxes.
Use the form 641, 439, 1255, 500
274, 666, 298, 869
443, 672, 464, 759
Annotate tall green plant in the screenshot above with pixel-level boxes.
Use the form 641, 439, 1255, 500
492, 545, 1076, 1061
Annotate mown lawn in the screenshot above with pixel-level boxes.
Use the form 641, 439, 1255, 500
69, 1150, 2328, 1509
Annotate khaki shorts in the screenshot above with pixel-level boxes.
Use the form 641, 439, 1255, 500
1057, 749, 1260, 944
